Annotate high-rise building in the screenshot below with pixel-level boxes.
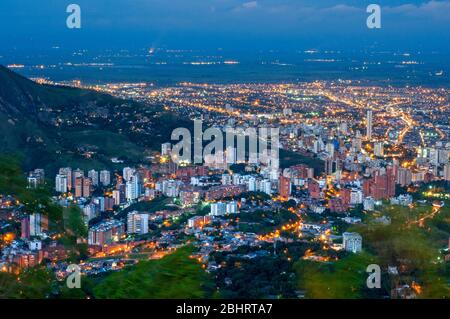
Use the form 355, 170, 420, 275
55, 174, 68, 193
226, 201, 239, 214
259, 179, 272, 195
308, 179, 321, 199
363, 197, 375, 211
325, 159, 336, 175
162, 179, 180, 197
438, 149, 449, 165
339, 122, 348, 135
374, 142, 384, 157
221, 174, 232, 185
72, 169, 84, 187
127, 211, 149, 235
88, 170, 99, 186
397, 168, 412, 187
343, 232, 362, 253
325, 142, 335, 158
329, 197, 349, 213
363, 167, 396, 200
350, 189, 363, 205
125, 175, 142, 201
112, 190, 122, 205
187, 215, 212, 229
27, 169, 45, 189
74, 177, 83, 198
99, 170, 111, 186
83, 178, 92, 198
59, 167, 72, 190
279, 176, 291, 198
179, 190, 200, 206
352, 131, 362, 152
83, 203, 99, 222
366, 109, 373, 140
88, 220, 125, 246
444, 163, 450, 181
29, 213, 48, 237
225, 146, 237, 165
210, 202, 227, 216
21, 217, 30, 239
161, 143, 172, 156
123, 167, 135, 182
247, 177, 257, 192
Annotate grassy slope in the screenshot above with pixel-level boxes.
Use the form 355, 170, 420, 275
93, 246, 214, 299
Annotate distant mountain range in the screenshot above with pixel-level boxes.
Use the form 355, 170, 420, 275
0, 65, 186, 174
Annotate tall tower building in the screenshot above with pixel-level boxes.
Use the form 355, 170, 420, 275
99, 170, 111, 186
59, 167, 72, 190
366, 109, 373, 140
83, 178, 93, 198
127, 211, 149, 235
88, 170, 99, 186
374, 142, 384, 157
444, 163, 450, 181
55, 174, 68, 193
74, 177, 83, 198
279, 176, 291, 198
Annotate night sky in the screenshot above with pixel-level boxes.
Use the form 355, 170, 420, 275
0, 0, 449, 51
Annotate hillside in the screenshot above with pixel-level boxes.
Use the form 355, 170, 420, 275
0, 65, 185, 174
0, 66, 320, 175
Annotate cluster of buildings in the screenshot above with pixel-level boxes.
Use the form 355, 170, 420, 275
1, 80, 448, 300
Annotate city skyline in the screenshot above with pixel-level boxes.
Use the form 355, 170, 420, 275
0, 0, 448, 304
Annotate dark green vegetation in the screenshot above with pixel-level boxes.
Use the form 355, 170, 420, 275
229, 150, 323, 175
295, 253, 381, 299
0, 267, 54, 299
295, 203, 450, 299
0, 154, 63, 221
0, 246, 215, 299
1, 156, 214, 298
214, 253, 297, 298
279, 149, 324, 173
211, 242, 320, 298
0, 65, 186, 175
353, 204, 449, 298
115, 196, 175, 219
0, 156, 88, 260
93, 246, 214, 299
238, 208, 298, 234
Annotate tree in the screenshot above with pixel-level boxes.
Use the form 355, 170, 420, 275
93, 246, 215, 299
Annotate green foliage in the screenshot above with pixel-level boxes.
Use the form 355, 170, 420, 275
238, 209, 298, 234
0, 154, 26, 195
64, 205, 88, 238
93, 246, 214, 299
57, 276, 95, 299
214, 252, 297, 298
348, 204, 449, 298
0, 267, 54, 299
115, 196, 174, 219
279, 149, 324, 173
295, 252, 380, 299
0, 272, 20, 298
0, 155, 63, 223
